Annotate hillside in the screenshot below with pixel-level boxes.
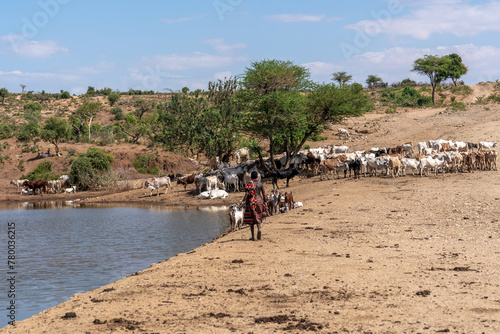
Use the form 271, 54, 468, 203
0, 82, 499, 203
1, 84, 499, 333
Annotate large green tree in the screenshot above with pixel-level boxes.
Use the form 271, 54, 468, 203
40, 116, 71, 155
241, 60, 371, 169
443, 53, 468, 86
411, 55, 449, 104
240, 59, 311, 169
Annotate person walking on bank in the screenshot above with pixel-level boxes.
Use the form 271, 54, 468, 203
241, 171, 268, 241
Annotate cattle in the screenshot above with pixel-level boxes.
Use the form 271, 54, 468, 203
271, 168, 300, 189
337, 128, 350, 139
402, 142, 413, 156
388, 157, 402, 178
366, 156, 389, 177
475, 152, 486, 171
441, 142, 452, 152
234, 147, 250, 164
10, 179, 28, 194
401, 158, 420, 176
283, 192, 294, 211
145, 176, 172, 197
222, 172, 239, 192
209, 189, 229, 199
347, 159, 362, 179
60, 179, 70, 189
485, 150, 498, 170
209, 157, 219, 170
64, 186, 77, 193
195, 174, 206, 193
319, 158, 348, 180
59, 174, 70, 183
229, 204, 244, 231
333, 145, 349, 154
467, 142, 478, 151
176, 174, 196, 191
205, 175, 218, 192
47, 180, 62, 193
417, 142, 428, 155
21, 188, 34, 195
419, 157, 448, 176
479, 141, 498, 151
23, 179, 48, 195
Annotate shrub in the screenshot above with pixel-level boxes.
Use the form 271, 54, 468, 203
23, 161, 58, 180
108, 92, 120, 106
132, 153, 159, 174
451, 102, 467, 111
0, 123, 16, 139
110, 107, 124, 120
60, 90, 71, 99
70, 147, 114, 190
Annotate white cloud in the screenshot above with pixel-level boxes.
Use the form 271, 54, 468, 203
73, 62, 116, 75
204, 39, 246, 54
345, 1, 500, 40
1, 34, 68, 58
265, 14, 340, 23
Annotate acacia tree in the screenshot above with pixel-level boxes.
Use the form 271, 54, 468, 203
241, 60, 372, 169
332, 71, 353, 88
73, 101, 102, 141
366, 74, 383, 88
240, 59, 311, 169
411, 55, 449, 104
40, 116, 71, 155
443, 53, 468, 86
203, 77, 241, 162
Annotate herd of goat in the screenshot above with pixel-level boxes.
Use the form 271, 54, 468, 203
11, 139, 497, 199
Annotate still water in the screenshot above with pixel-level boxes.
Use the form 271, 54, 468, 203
0, 203, 229, 328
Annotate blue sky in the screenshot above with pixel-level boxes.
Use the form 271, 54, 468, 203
1, 0, 500, 94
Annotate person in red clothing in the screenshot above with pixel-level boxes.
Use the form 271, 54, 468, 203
241, 171, 268, 241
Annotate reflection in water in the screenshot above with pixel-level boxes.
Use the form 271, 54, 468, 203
0, 204, 229, 328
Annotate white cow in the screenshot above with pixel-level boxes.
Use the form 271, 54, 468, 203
205, 175, 218, 192
59, 174, 70, 183
64, 186, 77, 193
209, 189, 229, 199
234, 147, 250, 164
47, 180, 62, 194
401, 158, 420, 176
222, 172, 239, 192
144, 176, 172, 197
419, 157, 449, 176
417, 142, 428, 155
10, 179, 28, 194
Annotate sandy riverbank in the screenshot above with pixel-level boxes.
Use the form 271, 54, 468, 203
1, 166, 499, 333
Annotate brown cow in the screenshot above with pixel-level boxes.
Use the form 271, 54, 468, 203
176, 174, 196, 191
319, 158, 347, 180
23, 179, 48, 195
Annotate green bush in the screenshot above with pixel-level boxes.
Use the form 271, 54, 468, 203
23, 161, 58, 180
60, 90, 71, 99
0, 123, 16, 139
451, 102, 467, 111
132, 153, 159, 174
110, 107, 124, 120
108, 92, 120, 106
69, 147, 114, 190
